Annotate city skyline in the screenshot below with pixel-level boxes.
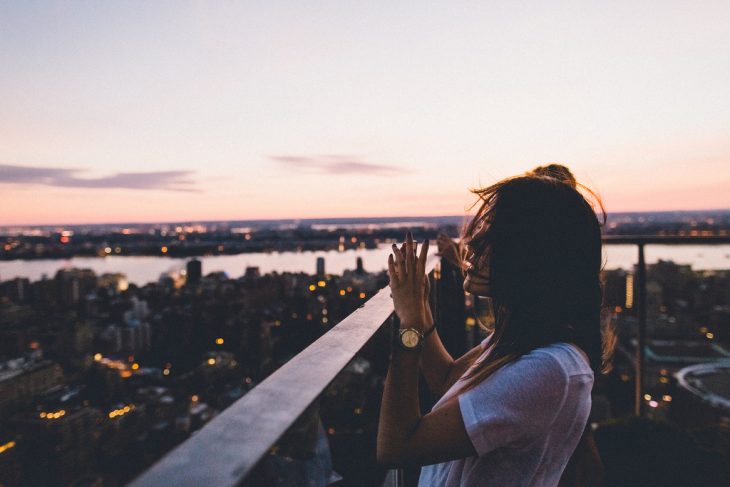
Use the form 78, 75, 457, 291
2, 1, 729, 225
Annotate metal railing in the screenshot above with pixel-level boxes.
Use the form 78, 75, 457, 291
130, 236, 730, 486
602, 235, 730, 415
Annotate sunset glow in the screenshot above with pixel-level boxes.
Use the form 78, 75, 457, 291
1, 1, 728, 225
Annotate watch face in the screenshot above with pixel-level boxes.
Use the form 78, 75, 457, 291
401, 329, 420, 348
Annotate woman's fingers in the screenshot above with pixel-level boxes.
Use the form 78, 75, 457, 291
392, 243, 406, 277
405, 232, 415, 277
387, 253, 398, 285
417, 238, 429, 276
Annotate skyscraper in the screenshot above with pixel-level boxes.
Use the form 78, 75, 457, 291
187, 259, 202, 285
316, 257, 325, 277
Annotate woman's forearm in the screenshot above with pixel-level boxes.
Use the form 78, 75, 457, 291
419, 329, 454, 398
377, 347, 423, 465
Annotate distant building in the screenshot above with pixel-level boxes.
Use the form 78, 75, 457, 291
186, 259, 202, 285
55, 269, 97, 307
0, 278, 30, 304
316, 257, 325, 277
244, 267, 261, 281
356, 257, 364, 275
11, 406, 102, 485
98, 273, 129, 292
0, 358, 63, 416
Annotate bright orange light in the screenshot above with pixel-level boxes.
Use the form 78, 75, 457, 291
192, 395, 199, 402
131, 363, 140, 370
60, 236, 70, 244
339, 289, 346, 296
207, 358, 216, 365
308, 284, 316, 291
359, 292, 366, 299
161, 246, 168, 253
215, 338, 224, 345
93, 353, 102, 361
317, 280, 326, 287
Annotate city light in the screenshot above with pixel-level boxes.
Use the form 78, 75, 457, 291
339, 289, 346, 296
108, 404, 134, 419
94, 353, 102, 361
163, 368, 170, 376
648, 400, 659, 408
625, 274, 634, 309
706, 332, 714, 340
192, 395, 199, 402
161, 246, 168, 254
644, 394, 652, 401
207, 358, 216, 365
215, 338, 224, 345
359, 292, 366, 299
40, 410, 66, 420
0, 441, 16, 454
663, 395, 673, 402
318, 280, 326, 287
309, 284, 316, 291
131, 363, 140, 370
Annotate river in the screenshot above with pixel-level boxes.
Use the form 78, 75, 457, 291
1, 244, 729, 285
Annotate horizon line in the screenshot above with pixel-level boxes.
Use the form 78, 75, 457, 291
2, 208, 730, 229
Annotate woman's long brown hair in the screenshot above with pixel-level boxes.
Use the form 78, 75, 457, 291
459, 165, 615, 392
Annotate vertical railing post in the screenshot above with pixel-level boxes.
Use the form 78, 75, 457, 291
634, 242, 647, 416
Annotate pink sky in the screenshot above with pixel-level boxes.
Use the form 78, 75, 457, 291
1, 2, 729, 225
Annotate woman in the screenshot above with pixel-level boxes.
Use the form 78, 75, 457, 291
377, 165, 612, 486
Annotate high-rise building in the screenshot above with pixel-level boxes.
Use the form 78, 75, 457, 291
187, 259, 202, 285
0, 359, 63, 416
356, 257, 364, 275
316, 257, 325, 277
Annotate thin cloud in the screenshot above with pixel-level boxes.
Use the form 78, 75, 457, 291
270, 155, 409, 176
0, 164, 199, 192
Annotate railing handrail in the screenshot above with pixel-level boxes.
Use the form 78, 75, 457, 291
130, 257, 438, 487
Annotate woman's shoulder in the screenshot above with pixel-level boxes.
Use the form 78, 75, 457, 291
523, 342, 593, 378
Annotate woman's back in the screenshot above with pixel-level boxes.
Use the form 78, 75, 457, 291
419, 341, 593, 487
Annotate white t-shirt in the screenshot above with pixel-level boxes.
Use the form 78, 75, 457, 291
418, 338, 593, 487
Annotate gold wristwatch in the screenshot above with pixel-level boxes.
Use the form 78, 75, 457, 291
397, 324, 436, 352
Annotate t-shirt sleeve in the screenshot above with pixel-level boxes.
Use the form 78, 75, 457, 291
457, 351, 569, 456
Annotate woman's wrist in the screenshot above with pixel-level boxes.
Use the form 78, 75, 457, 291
399, 318, 429, 332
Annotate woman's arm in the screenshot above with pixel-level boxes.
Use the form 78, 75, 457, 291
378, 234, 477, 466
377, 339, 476, 466
420, 328, 485, 398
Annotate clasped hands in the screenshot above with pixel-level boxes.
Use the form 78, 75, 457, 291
388, 232, 433, 332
